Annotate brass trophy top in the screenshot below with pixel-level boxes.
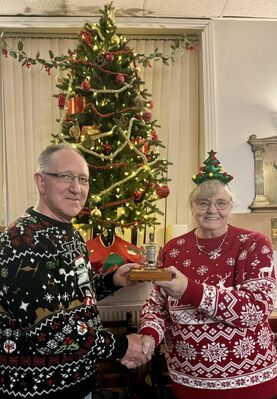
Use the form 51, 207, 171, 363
130, 232, 172, 281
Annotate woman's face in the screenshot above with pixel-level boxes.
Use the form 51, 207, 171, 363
191, 186, 233, 236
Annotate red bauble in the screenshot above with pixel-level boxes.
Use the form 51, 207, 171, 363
148, 100, 154, 109
58, 93, 65, 109
133, 191, 142, 201
103, 142, 112, 155
115, 74, 125, 84
81, 79, 91, 91
155, 184, 170, 199
106, 53, 114, 62
143, 111, 152, 122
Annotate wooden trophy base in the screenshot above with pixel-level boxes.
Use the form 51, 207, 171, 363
130, 268, 172, 281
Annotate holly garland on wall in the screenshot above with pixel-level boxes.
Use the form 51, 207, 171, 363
0, 3, 197, 235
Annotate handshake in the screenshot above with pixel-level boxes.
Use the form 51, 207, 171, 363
120, 334, 155, 369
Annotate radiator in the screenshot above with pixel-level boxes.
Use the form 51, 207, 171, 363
98, 303, 143, 326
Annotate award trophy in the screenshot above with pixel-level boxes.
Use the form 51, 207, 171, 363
130, 232, 172, 281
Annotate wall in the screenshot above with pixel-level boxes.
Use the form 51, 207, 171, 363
211, 20, 277, 300
212, 19, 277, 213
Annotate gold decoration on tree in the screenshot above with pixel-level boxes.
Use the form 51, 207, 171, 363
91, 208, 102, 219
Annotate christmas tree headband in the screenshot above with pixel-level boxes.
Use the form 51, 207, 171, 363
192, 150, 234, 185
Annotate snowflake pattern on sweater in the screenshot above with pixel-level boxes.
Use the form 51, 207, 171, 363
0, 208, 127, 398
139, 225, 277, 399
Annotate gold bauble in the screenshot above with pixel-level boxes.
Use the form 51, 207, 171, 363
91, 207, 102, 218
111, 34, 120, 45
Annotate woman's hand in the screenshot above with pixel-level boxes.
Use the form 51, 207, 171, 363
155, 266, 188, 299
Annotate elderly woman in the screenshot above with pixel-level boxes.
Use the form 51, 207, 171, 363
139, 151, 277, 399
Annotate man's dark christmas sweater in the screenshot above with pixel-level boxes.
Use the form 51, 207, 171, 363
0, 208, 128, 398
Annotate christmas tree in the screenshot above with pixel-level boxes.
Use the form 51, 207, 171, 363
55, 3, 172, 236
1, 3, 196, 238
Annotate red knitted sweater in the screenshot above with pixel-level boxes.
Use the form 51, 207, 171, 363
139, 225, 277, 399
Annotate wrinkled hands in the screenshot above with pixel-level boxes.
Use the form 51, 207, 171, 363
113, 263, 141, 287
120, 334, 155, 369
155, 266, 188, 299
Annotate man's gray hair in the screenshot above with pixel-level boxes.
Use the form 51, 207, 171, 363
37, 144, 86, 171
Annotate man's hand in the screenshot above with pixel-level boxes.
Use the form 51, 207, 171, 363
155, 266, 188, 299
120, 333, 151, 368
113, 263, 141, 287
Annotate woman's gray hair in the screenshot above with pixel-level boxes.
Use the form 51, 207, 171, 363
189, 180, 237, 208
37, 144, 87, 172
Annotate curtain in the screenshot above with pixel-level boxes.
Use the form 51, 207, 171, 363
0, 51, 6, 227
0, 34, 200, 243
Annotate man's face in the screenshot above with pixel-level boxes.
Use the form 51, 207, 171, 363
35, 149, 89, 223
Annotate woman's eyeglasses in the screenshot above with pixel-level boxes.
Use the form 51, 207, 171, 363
194, 199, 230, 210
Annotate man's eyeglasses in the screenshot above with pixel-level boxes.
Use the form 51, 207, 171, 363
194, 199, 231, 210
43, 172, 89, 186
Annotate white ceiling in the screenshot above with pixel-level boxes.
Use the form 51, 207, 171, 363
0, 0, 277, 19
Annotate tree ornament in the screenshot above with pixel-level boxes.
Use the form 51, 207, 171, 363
117, 207, 125, 217
82, 124, 101, 137
69, 124, 81, 140
143, 110, 152, 122
134, 95, 145, 108
91, 207, 102, 218
115, 74, 125, 84
148, 100, 154, 109
81, 79, 91, 91
108, 5, 116, 22
105, 53, 114, 62
58, 93, 65, 109
155, 184, 170, 198
192, 150, 234, 185
67, 96, 86, 115
56, 74, 64, 83
111, 34, 120, 45
81, 31, 94, 47
151, 130, 158, 140
152, 146, 160, 155
133, 191, 142, 201
103, 142, 112, 155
